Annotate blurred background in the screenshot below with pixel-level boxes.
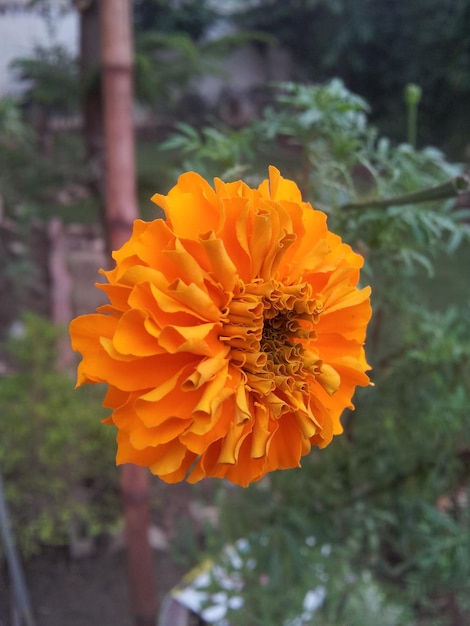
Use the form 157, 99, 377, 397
0, 1, 469, 625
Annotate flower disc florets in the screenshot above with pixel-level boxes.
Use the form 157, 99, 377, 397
70, 167, 372, 486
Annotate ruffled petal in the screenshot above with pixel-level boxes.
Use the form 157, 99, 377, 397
70, 167, 372, 486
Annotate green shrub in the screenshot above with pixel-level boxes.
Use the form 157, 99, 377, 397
0, 313, 119, 557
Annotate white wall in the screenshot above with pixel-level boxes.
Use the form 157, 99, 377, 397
0, 7, 78, 97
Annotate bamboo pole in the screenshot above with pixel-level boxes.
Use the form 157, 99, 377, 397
100, 2, 158, 624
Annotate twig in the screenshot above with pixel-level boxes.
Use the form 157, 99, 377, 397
340, 175, 470, 210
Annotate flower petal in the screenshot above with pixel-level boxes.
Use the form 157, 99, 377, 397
70, 167, 372, 486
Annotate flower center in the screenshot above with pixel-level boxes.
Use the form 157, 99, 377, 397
221, 279, 324, 398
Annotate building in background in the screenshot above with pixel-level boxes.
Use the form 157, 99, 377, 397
0, 0, 78, 97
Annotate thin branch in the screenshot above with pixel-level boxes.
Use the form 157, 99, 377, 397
340, 175, 470, 210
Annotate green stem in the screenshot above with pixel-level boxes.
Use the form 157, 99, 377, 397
340, 175, 470, 210
405, 83, 422, 148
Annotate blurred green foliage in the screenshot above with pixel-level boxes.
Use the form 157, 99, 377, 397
133, 0, 217, 40
162, 81, 470, 625
0, 92, 93, 224
10, 45, 79, 115
134, 13, 271, 121
0, 95, 96, 334
234, 0, 470, 156
0, 314, 119, 557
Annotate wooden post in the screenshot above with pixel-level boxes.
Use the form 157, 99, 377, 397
100, 2, 158, 624
48, 218, 73, 369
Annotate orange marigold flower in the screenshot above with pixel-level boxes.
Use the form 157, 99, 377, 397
70, 167, 372, 487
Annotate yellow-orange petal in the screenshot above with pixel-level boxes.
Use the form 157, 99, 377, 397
70, 166, 372, 487
153, 171, 221, 239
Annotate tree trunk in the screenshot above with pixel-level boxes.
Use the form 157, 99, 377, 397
77, 0, 105, 206
100, 2, 158, 625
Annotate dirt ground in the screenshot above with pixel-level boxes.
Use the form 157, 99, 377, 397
1, 481, 215, 626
